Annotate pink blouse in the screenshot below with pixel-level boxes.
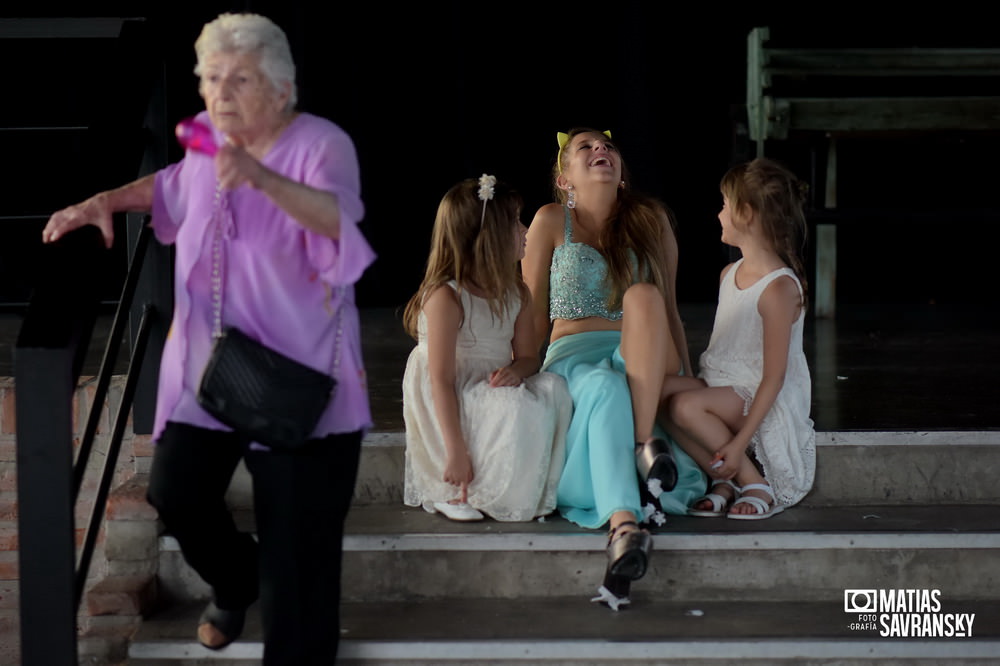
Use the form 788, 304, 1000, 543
150, 110, 376, 443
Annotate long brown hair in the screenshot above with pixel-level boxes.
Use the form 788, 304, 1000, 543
720, 157, 809, 309
403, 178, 526, 339
553, 127, 674, 310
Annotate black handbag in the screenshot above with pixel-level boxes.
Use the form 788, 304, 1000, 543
195, 183, 343, 449
197, 326, 337, 450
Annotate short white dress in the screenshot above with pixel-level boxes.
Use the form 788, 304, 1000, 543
402, 282, 572, 521
698, 259, 816, 507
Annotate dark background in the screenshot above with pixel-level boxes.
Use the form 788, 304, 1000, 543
4, 3, 1000, 311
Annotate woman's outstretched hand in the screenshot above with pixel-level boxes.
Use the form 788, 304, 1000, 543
42, 194, 115, 249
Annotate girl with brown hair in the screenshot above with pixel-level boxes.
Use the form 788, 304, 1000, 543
402, 175, 571, 522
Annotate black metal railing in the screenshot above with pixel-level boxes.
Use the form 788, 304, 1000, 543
15, 217, 167, 665
71, 223, 157, 605
15, 225, 104, 666
8, 16, 172, 664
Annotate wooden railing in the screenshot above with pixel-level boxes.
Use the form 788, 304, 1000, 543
746, 26, 1000, 317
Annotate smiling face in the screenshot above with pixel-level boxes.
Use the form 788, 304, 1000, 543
558, 131, 623, 191
199, 50, 290, 145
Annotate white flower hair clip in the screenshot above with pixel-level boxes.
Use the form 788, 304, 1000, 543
478, 173, 496, 227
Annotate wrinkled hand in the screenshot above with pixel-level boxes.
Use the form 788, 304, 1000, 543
215, 139, 267, 191
42, 194, 114, 249
488, 366, 523, 388
443, 449, 474, 502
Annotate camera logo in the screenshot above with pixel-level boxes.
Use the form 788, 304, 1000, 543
844, 589, 877, 613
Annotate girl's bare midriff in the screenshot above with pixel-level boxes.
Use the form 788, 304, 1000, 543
550, 315, 622, 343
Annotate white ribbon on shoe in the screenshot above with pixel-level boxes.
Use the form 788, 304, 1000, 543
590, 585, 631, 612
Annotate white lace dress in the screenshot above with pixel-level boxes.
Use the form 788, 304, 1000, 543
402, 283, 571, 521
698, 259, 816, 507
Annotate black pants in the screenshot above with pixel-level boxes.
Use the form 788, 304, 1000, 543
147, 421, 362, 665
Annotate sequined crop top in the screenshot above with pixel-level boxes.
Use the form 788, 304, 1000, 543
549, 206, 623, 321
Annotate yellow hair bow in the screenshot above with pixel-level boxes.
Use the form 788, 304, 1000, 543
556, 130, 612, 172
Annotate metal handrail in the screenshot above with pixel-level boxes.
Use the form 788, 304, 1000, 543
72, 223, 152, 502
71, 222, 156, 608
12, 16, 170, 664
75, 301, 156, 607
16, 218, 167, 665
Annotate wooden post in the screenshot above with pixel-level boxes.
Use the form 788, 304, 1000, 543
746, 26, 769, 158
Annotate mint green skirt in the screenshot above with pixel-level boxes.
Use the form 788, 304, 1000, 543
543, 331, 707, 529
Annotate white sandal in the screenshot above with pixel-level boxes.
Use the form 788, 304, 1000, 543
727, 483, 784, 520
430, 501, 485, 522
688, 479, 740, 517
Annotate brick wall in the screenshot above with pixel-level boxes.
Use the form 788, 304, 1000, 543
0, 375, 158, 665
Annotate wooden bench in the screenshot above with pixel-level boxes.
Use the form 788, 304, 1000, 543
746, 26, 1000, 316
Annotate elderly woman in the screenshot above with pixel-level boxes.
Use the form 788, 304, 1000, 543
42, 13, 374, 663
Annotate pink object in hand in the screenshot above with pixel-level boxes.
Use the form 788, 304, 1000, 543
175, 117, 218, 156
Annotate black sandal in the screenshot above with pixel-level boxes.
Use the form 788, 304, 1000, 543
198, 601, 246, 651
635, 437, 678, 495
606, 520, 652, 580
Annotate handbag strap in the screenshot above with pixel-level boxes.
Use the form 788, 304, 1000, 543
208, 182, 346, 379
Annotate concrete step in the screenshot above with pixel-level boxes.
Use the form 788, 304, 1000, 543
222, 430, 1000, 509
131, 431, 1000, 664
128, 597, 1000, 664
154, 503, 1000, 606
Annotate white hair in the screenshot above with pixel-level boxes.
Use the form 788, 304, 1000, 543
193, 13, 298, 109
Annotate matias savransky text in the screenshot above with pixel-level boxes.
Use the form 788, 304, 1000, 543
844, 589, 975, 638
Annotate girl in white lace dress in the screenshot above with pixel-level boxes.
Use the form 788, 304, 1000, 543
401, 176, 571, 522
661, 158, 816, 519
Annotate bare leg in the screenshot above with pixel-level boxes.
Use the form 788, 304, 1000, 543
658, 375, 706, 431
661, 375, 706, 401
610, 509, 638, 532
665, 386, 745, 467
620, 284, 680, 442
665, 386, 773, 514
